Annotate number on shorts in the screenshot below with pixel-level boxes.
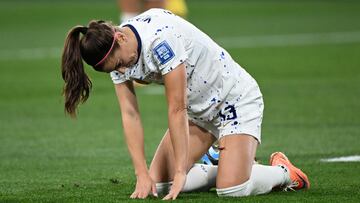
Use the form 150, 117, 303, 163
219, 105, 237, 121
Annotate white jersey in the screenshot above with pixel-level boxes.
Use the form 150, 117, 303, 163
111, 9, 263, 140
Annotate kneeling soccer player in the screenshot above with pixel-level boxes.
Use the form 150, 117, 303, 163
61, 8, 310, 200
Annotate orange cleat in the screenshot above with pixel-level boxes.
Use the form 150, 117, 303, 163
270, 152, 310, 191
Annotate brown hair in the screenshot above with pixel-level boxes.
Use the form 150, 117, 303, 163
61, 20, 117, 117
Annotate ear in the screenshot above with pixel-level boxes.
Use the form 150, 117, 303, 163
115, 32, 126, 44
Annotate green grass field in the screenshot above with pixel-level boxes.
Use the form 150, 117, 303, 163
1, 0, 360, 202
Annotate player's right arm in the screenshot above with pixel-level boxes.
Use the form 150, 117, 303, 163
114, 80, 157, 199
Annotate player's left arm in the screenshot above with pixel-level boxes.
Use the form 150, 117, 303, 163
162, 63, 189, 200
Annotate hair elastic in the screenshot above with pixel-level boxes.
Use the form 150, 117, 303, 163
94, 29, 118, 67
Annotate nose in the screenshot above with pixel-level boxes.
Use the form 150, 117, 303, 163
116, 66, 127, 74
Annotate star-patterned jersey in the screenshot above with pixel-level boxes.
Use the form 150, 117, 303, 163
110, 8, 260, 124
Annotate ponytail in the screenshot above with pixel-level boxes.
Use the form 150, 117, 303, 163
61, 26, 92, 117
61, 20, 116, 117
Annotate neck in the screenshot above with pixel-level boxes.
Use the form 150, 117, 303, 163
120, 27, 138, 50
120, 25, 141, 65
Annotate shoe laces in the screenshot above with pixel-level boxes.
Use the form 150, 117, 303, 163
283, 181, 299, 192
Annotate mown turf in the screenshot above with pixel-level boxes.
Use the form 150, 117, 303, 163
0, 0, 359, 202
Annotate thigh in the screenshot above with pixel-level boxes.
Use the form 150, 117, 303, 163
216, 134, 258, 189
149, 121, 216, 182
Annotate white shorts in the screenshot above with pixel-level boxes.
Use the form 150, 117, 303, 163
189, 77, 264, 143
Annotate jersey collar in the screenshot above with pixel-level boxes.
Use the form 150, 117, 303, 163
122, 24, 142, 64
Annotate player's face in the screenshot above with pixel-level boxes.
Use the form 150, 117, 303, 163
101, 32, 138, 73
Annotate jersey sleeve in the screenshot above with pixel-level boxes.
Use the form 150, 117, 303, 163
110, 70, 128, 84
151, 30, 188, 75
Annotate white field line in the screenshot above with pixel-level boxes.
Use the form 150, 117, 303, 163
1, 31, 360, 61
0, 47, 62, 61
217, 31, 360, 48
320, 155, 360, 163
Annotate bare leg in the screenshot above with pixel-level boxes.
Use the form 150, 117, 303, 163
149, 121, 215, 183
216, 134, 289, 197
117, 0, 141, 23
144, 0, 165, 10
217, 135, 257, 188
118, 0, 141, 13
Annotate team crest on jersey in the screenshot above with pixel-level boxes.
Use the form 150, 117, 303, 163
153, 41, 175, 65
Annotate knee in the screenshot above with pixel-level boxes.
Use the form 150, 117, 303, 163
216, 179, 252, 197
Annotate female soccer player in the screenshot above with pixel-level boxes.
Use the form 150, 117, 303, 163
61, 9, 309, 200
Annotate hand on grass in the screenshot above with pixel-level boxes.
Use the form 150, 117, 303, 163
163, 172, 186, 200
130, 173, 158, 199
